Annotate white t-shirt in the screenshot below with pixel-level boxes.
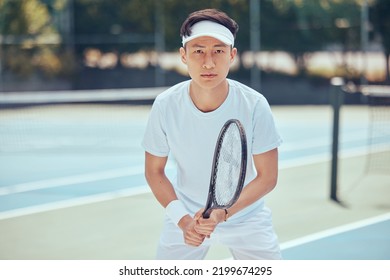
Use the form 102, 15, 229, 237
142, 79, 282, 222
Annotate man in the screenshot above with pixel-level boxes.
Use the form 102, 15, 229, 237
142, 8, 282, 260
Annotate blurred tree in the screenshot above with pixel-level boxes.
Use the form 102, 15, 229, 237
72, 0, 250, 70
1, 0, 385, 85
260, 0, 361, 74
0, 0, 73, 78
73, 0, 156, 55
371, 0, 390, 82
161, 0, 362, 75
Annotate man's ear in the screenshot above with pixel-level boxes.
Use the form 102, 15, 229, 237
180, 47, 187, 64
230, 47, 237, 63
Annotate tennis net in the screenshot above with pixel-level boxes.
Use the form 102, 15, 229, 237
360, 85, 390, 174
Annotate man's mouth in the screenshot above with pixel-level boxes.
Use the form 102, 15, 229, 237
201, 73, 217, 78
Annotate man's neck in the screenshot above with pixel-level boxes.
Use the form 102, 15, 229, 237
189, 80, 229, 113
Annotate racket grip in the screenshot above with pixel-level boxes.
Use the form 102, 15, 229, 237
202, 209, 211, 219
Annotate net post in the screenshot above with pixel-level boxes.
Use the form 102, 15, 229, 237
330, 77, 344, 204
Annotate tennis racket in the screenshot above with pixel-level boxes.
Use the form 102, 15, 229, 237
202, 119, 247, 219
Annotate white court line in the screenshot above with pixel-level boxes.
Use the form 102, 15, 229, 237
0, 185, 151, 221
280, 130, 369, 152
0, 145, 387, 219
222, 213, 390, 260
0, 87, 167, 103
2, 144, 384, 196
0, 162, 175, 197
280, 136, 389, 164
0, 166, 144, 196
280, 212, 390, 250
280, 144, 389, 169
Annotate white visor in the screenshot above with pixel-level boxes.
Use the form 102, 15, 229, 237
182, 20, 234, 47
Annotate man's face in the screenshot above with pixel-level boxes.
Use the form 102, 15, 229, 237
180, 36, 237, 90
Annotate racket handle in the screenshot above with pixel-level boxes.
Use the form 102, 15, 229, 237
202, 209, 211, 219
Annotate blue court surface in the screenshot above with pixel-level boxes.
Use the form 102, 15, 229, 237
281, 214, 390, 260
0, 98, 389, 260
0, 105, 385, 216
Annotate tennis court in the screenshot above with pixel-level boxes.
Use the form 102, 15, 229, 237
0, 89, 389, 259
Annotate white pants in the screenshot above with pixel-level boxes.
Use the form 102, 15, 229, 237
156, 206, 282, 260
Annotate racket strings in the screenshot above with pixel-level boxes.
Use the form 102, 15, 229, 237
214, 125, 242, 206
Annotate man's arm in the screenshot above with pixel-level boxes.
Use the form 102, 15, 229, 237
144, 152, 177, 208
229, 147, 279, 216
194, 148, 279, 235
144, 152, 205, 246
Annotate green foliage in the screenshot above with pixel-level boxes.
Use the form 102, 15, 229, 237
0, 0, 74, 78
0, 0, 388, 81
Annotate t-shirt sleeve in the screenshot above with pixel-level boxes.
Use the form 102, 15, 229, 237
252, 97, 283, 155
142, 101, 170, 157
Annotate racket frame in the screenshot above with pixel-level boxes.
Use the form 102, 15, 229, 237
202, 119, 247, 219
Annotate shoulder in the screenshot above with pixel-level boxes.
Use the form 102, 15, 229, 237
154, 80, 190, 106
228, 79, 270, 107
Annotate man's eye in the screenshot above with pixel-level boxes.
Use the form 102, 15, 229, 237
195, 50, 203, 54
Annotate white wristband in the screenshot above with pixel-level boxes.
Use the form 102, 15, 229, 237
165, 200, 188, 226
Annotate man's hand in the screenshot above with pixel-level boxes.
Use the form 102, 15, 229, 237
193, 208, 225, 237
178, 215, 206, 247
